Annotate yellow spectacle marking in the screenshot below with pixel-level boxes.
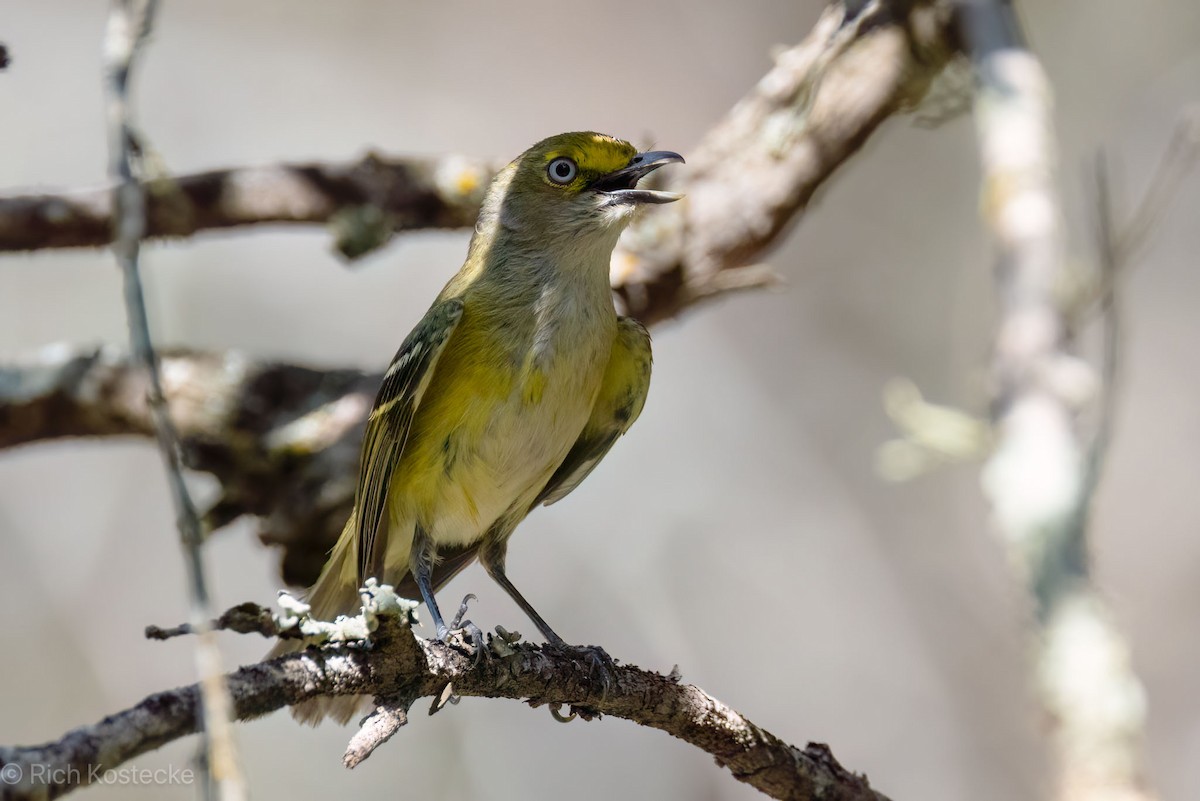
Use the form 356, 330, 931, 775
539, 132, 636, 182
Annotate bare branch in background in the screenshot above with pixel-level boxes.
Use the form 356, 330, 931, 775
0, 609, 891, 801
0, 0, 957, 588
0, 153, 496, 260
956, 2, 1186, 800
102, 1, 245, 799
0, 345, 375, 585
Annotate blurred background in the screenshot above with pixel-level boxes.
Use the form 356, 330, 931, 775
1, 2, 1197, 800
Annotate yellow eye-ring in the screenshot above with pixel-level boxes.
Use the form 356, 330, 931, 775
547, 157, 577, 185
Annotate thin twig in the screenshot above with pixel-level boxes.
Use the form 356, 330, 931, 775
1081, 111, 1200, 492
102, 2, 246, 800
1114, 108, 1200, 265
343, 701, 411, 769
1070, 110, 1200, 324
1080, 153, 1120, 512
144, 602, 288, 641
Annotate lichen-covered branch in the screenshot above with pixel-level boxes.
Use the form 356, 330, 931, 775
0, 611, 889, 801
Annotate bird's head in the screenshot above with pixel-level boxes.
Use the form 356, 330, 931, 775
479, 132, 684, 247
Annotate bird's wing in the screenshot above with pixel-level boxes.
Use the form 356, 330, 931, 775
356, 298, 464, 583
536, 316, 652, 507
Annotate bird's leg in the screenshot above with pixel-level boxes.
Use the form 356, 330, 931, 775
478, 540, 614, 699
409, 526, 486, 662
483, 558, 565, 647
410, 523, 450, 641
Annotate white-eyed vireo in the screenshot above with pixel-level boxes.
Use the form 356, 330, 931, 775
276, 132, 683, 723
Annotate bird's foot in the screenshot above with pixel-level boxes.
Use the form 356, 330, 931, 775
542, 643, 615, 723
551, 642, 617, 703
436, 594, 487, 667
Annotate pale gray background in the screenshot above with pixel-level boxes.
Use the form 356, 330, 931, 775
1, 2, 1197, 800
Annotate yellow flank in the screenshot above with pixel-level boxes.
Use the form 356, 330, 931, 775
276, 131, 682, 726
534, 317, 652, 508
582, 320, 649, 438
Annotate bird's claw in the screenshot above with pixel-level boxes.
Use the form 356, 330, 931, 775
549, 703, 577, 723
547, 700, 601, 723
450, 593, 477, 630
458, 620, 487, 667
437, 594, 487, 667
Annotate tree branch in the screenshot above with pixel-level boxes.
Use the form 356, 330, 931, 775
0, 613, 889, 801
0, 345, 374, 585
0, 153, 496, 259
614, 0, 956, 325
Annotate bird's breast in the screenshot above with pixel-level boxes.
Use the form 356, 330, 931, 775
395, 274, 616, 546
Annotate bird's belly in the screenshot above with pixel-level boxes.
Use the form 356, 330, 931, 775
433, 395, 589, 545
390, 336, 611, 551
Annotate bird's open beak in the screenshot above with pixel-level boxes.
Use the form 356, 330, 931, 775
592, 150, 685, 205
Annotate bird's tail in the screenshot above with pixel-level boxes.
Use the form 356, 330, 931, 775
266, 516, 367, 726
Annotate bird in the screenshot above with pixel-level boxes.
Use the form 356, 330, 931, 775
272, 132, 683, 724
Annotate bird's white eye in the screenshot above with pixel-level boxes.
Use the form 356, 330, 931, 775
547, 157, 578, 185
